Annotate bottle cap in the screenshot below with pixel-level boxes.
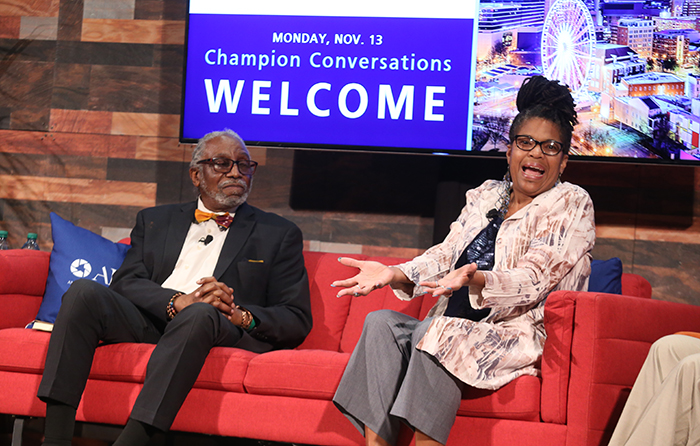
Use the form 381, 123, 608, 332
27, 233, 38, 240
0, 231, 7, 237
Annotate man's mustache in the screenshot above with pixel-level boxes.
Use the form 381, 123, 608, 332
219, 179, 248, 189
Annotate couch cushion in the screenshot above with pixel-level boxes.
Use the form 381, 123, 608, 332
0, 330, 157, 380
0, 250, 50, 297
88, 343, 155, 383
0, 329, 255, 393
338, 255, 423, 354
0, 249, 48, 328
89, 344, 256, 393
0, 294, 43, 330
244, 349, 350, 399
195, 347, 258, 392
299, 253, 423, 353
621, 273, 652, 299
296, 252, 354, 351
244, 348, 541, 421
339, 286, 424, 354
458, 375, 541, 421
0, 328, 51, 373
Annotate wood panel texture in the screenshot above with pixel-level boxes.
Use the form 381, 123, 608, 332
83, 0, 135, 20
111, 111, 179, 136
134, 0, 186, 20
81, 18, 184, 44
0, 174, 156, 206
0, 0, 699, 308
19, 16, 58, 40
0, 17, 21, 39
1, 130, 137, 157
0, 151, 108, 179
57, 0, 82, 41
0, 0, 60, 17
50, 108, 112, 133
51, 63, 91, 109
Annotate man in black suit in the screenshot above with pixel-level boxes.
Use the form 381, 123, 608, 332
37, 129, 312, 446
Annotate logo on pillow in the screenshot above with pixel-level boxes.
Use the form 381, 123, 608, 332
65, 257, 114, 286
70, 259, 92, 278
27, 213, 130, 330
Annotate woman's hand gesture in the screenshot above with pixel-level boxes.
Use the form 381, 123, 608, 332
419, 262, 479, 297
331, 257, 397, 297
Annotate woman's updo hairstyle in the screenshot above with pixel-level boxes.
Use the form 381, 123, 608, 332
508, 75, 578, 155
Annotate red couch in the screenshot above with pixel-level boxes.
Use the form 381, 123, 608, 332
1, 248, 699, 446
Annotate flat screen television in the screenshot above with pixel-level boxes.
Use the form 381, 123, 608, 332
181, 0, 700, 165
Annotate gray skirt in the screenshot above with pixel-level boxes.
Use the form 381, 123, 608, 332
333, 310, 464, 445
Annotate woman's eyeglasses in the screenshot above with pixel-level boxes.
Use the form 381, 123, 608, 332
513, 135, 564, 156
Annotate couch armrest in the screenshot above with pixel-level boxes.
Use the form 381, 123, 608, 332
541, 272, 651, 425
542, 290, 700, 446
0, 250, 50, 329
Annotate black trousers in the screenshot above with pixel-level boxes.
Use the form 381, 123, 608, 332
37, 279, 244, 431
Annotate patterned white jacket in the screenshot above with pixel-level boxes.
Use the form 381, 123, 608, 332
395, 179, 596, 390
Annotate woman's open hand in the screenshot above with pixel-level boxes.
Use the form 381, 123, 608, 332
420, 262, 479, 297
331, 257, 397, 297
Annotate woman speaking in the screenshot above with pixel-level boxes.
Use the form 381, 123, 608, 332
332, 75, 596, 446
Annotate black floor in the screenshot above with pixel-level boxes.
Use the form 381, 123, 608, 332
0, 415, 305, 446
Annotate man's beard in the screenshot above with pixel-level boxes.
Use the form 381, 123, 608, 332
202, 178, 253, 209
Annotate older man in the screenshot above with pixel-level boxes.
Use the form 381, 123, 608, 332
38, 129, 312, 446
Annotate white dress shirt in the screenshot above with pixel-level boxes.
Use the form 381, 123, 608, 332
161, 198, 233, 294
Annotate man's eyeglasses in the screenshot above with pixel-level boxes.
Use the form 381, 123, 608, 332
513, 135, 564, 156
197, 158, 259, 175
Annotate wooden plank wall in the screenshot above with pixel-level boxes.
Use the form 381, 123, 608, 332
0, 0, 191, 247
1, 0, 699, 306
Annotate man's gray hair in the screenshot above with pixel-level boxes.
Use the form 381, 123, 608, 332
190, 129, 246, 170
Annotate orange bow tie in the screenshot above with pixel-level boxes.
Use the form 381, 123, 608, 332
194, 209, 234, 230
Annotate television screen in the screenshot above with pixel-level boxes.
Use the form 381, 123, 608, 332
181, 0, 700, 164
181, 0, 479, 153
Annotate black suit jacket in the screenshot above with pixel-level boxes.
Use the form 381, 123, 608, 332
109, 201, 312, 353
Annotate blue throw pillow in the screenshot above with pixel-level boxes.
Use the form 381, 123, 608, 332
27, 213, 130, 330
588, 257, 623, 294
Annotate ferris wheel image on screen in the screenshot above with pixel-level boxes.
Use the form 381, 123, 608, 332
541, 0, 596, 92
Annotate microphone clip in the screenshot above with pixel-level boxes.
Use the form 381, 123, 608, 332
486, 209, 500, 220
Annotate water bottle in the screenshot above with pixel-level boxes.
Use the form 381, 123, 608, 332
0, 231, 9, 250
21, 233, 40, 250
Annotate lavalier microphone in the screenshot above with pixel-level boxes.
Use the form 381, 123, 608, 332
486, 209, 500, 220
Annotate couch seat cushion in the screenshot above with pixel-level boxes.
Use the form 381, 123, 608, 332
244, 349, 351, 399
194, 347, 258, 392
90, 344, 256, 393
245, 348, 541, 421
88, 342, 155, 383
458, 375, 541, 421
0, 328, 51, 373
0, 329, 256, 393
